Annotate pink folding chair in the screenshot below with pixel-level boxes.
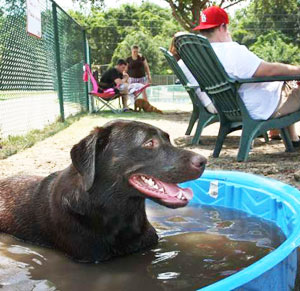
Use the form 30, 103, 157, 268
83, 64, 121, 113
83, 64, 150, 113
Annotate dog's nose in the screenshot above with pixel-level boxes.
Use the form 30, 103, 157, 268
190, 155, 207, 170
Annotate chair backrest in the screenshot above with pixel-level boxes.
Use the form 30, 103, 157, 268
83, 64, 99, 93
174, 33, 242, 122
160, 47, 189, 86
160, 47, 201, 107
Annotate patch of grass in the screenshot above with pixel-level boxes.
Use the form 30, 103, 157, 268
0, 113, 87, 160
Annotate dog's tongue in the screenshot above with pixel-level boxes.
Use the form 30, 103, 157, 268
129, 175, 193, 207
162, 181, 193, 200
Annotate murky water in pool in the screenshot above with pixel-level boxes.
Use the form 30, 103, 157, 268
0, 203, 285, 291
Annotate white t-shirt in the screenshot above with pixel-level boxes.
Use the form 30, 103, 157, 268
178, 59, 213, 108
211, 42, 283, 120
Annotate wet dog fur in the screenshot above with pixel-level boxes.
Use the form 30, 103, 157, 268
0, 120, 206, 262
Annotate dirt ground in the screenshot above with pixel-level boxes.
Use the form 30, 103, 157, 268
0, 110, 300, 190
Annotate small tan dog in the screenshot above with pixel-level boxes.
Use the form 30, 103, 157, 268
134, 99, 163, 114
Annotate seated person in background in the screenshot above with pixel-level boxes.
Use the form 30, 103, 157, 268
193, 6, 300, 146
99, 59, 130, 110
169, 33, 217, 114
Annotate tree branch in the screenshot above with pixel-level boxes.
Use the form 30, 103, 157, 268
165, 0, 191, 30
223, 0, 246, 9
163, 0, 247, 31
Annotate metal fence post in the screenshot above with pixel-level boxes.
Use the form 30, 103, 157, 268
52, 1, 65, 122
83, 29, 90, 112
87, 45, 95, 112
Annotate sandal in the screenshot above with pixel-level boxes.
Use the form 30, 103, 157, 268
123, 108, 133, 112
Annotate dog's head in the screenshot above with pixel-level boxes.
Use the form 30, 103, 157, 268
71, 120, 206, 208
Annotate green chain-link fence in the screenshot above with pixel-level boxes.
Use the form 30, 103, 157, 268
0, 0, 89, 138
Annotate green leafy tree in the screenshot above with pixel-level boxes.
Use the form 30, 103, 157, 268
73, 0, 247, 31
251, 0, 299, 42
250, 31, 300, 64
231, 0, 300, 45
230, 0, 299, 65
111, 31, 164, 74
164, 0, 247, 31
71, 3, 182, 74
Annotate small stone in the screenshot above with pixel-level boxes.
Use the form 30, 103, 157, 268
294, 170, 300, 182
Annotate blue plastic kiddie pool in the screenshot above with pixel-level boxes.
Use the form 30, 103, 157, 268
179, 170, 300, 291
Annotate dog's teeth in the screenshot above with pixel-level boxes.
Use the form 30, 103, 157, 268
153, 184, 159, 189
148, 178, 154, 186
158, 188, 164, 193
176, 191, 187, 200
146, 180, 152, 186
177, 192, 183, 199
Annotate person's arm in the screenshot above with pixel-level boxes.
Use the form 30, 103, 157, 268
122, 72, 129, 83
114, 76, 128, 86
143, 59, 152, 83
114, 71, 129, 86
254, 61, 300, 77
114, 78, 123, 86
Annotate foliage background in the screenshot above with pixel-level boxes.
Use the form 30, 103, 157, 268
70, 3, 182, 74
70, 0, 300, 75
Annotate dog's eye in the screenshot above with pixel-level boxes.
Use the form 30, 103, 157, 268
143, 139, 158, 149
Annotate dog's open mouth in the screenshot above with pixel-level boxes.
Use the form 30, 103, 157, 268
129, 174, 193, 207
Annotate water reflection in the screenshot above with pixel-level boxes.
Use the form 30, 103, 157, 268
0, 203, 285, 290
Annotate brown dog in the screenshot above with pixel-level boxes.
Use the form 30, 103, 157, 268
0, 120, 206, 262
134, 99, 163, 114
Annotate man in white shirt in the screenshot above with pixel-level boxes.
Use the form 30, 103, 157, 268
193, 6, 300, 146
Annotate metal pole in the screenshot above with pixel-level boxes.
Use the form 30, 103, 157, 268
87, 45, 95, 112
52, 2, 65, 122
83, 29, 89, 112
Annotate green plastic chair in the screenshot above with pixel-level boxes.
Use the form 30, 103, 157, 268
160, 47, 218, 144
174, 33, 300, 161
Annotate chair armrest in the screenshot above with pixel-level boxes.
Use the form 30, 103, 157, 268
184, 83, 200, 90
236, 75, 300, 84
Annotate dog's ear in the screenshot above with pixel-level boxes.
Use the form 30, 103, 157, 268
70, 127, 109, 192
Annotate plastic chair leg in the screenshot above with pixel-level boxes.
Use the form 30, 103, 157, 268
186, 106, 199, 135
280, 127, 295, 152
237, 124, 260, 162
213, 123, 232, 158
192, 115, 216, 145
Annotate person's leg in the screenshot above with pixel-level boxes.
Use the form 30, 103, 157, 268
288, 124, 299, 142
122, 95, 128, 109
119, 83, 129, 109
142, 89, 148, 101
141, 77, 149, 101
272, 83, 300, 142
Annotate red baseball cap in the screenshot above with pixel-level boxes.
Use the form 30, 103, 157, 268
193, 6, 229, 31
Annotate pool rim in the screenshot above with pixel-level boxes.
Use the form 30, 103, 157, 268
180, 170, 300, 291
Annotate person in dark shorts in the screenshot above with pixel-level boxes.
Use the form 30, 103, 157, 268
126, 45, 151, 101
99, 59, 130, 110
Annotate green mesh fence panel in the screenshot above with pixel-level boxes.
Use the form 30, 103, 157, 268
0, 0, 88, 138
56, 7, 86, 115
